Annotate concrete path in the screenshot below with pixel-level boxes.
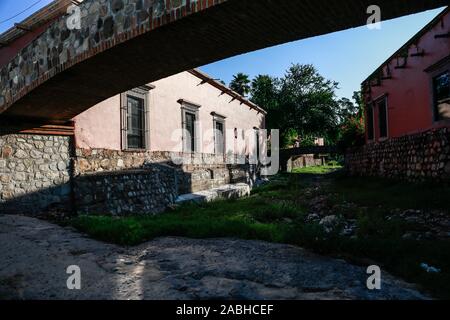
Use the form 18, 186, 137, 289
0, 215, 428, 300
175, 183, 251, 205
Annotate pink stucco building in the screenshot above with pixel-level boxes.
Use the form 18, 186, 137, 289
73, 69, 266, 157
0, 66, 266, 215
362, 7, 450, 143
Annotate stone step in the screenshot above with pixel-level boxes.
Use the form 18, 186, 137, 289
175, 183, 251, 205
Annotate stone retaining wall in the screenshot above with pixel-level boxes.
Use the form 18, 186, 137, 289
0, 134, 72, 214
75, 148, 257, 194
345, 127, 450, 181
74, 164, 177, 215
73, 149, 257, 214
1, 136, 258, 216
286, 155, 324, 172
74, 148, 230, 175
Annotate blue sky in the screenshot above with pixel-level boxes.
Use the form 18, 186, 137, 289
200, 8, 445, 100
0, 0, 54, 29
0, 1, 445, 100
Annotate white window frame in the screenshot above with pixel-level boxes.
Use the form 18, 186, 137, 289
211, 112, 226, 155
178, 99, 201, 153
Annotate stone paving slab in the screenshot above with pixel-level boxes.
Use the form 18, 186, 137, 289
0, 214, 429, 300
175, 183, 251, 205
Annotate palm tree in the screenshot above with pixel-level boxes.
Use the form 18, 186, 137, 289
229, 73, 251, 96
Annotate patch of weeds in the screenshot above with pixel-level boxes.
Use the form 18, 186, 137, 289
251, 181, 288, 195
292, 164, 342, 175
356, 213, 408, 238
252, 202, 304, 223
327, 160, 341, 167
329, 175, 450, 212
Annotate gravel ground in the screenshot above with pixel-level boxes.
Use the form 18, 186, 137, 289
0, 214, 428, 300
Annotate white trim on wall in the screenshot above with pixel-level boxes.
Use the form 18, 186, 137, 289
211, 112, 226, 155
179, 99, 201, 153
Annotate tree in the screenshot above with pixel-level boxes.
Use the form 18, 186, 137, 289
278, 64, 341, 144
338, 97, 357, 123
337, 91, 366, 150
352, 91, 364, 118
230, 73, 251, 96
250, 75, 280, 130
250, 75, 279, 109
247, 64, 362, 148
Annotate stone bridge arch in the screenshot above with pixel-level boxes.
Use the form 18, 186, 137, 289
0, 0, 447, 125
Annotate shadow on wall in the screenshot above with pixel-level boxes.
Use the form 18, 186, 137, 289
0, 162, 258, 217
0, 131, 75, 216
0, 182, 73, 216
0, 163, 191, 217
74, 164, 181, 216
0, 149, 189, 216
0, 135, 258, 217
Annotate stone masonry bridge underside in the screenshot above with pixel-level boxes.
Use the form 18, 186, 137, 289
0, 0, 447, 127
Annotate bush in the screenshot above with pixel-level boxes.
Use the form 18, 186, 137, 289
337, 116, 365, 150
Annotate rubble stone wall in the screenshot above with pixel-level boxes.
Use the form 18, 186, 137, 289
0, 0, 212, 110
74, 164, 177, 215
286, 155, 324, 172
1, 136, 257, 216
0, 134, 72, 214
345, 127, 450, 181
74, 148, 257, 195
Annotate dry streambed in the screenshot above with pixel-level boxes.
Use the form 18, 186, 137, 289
0, 214, 428, 300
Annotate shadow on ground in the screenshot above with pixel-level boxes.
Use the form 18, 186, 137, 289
0, 214, 428, 300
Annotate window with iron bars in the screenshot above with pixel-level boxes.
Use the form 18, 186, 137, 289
120, 86, 152, 151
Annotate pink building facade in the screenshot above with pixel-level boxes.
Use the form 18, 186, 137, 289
346, 8, 450, 182
362, 8, 450, 143
73, 69, 266, 157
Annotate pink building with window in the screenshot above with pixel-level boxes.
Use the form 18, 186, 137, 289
73, 69, 266, 157
362, 7, 449, 143
346, 8, 450, 182
0, 0, 268, 216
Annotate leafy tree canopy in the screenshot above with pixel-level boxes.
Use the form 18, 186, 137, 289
234, 64, 364, 149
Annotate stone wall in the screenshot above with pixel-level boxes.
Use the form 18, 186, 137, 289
73, 148, 230, 175
176, 164, 257, 194
0, 0, 211, 110
286, 155, 325, 172
0, 137, 258, 216
0, 134, 72, 214
345, 127, 450, 181
74, 164, 177, 215
74, 148, 257, 195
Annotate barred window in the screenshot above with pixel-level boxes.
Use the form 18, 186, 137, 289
126, 96, 146, 149
121, 86, 152, 151
214, 120, 225, 154
179, 100, 201, 153
184, 111, 196, 153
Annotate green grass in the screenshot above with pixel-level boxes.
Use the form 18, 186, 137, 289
328, 174, 450, 212
69, 166, 450, 299
292, 164, 342, 175
70, 195, 307, 246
